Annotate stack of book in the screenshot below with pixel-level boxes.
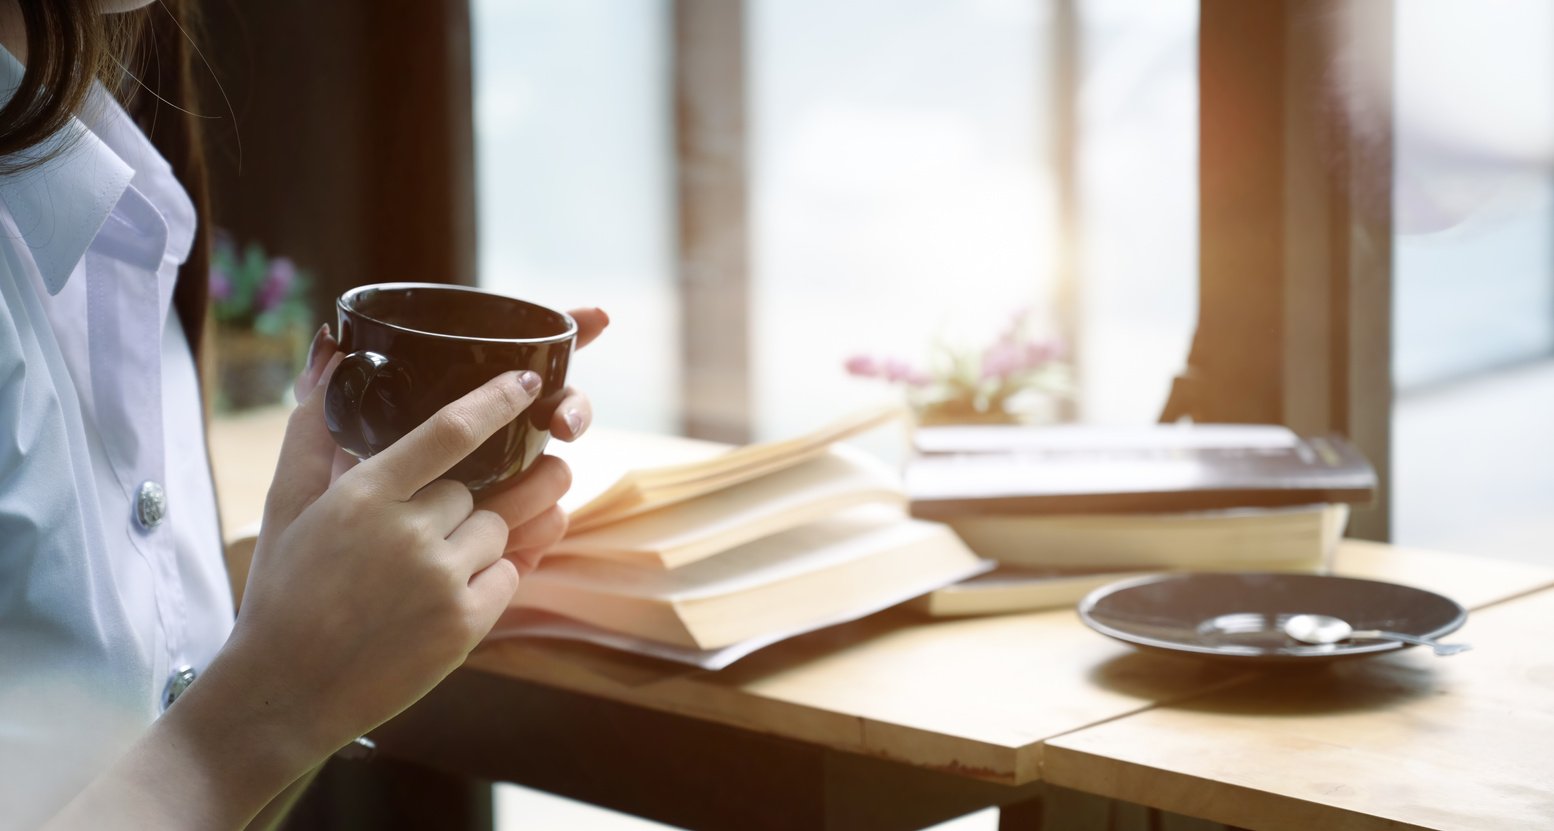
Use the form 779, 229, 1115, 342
492, 408, 989, 668
904, 423, 1377, 617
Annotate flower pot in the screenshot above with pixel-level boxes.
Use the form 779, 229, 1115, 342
215, 328, 301, 411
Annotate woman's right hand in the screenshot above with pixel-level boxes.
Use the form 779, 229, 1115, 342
198, 354, 553, 781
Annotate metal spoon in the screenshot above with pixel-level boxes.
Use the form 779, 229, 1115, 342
1283, 613, 1472, 656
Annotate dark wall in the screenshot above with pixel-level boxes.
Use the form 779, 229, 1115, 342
201, 1, 477, 327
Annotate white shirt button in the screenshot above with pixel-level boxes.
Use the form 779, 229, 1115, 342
162, 665, 196, 710
135, 480, 167, 529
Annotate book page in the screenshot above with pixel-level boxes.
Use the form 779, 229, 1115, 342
549, 428, 730, 514
913, 423, 1300, 455
491, 555, 991, 670
552, 444, 903, 566
531, 505, 939, 600
557, 406, 904, 528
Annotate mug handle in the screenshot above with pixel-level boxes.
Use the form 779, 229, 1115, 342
324, 350, 406, 460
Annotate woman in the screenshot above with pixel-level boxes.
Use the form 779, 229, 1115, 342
0, 2, 606, 827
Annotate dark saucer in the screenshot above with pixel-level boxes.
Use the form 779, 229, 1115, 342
1078, 572, 1467, 664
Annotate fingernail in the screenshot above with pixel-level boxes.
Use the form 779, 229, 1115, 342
517, 371, 543, 395
564, 408, 584, 435
295, 325, 335, 401
595, 307, 610, 327
305, 323, 333, 373
312, 352, 345, 391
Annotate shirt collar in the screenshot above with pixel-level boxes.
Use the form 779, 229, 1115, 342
0, 45, 136, 295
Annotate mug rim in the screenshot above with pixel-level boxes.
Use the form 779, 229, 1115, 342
338, 282, 579, 345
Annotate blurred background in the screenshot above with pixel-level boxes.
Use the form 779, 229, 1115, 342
197, 2, 1551, 826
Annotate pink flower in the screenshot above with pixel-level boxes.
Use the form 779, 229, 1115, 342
210, 267, 232, 302
255, 257, 297, 312
999, 305, 1034, 341
981, 340, 1024, 380
881, 357, 917, 383
844, 354, 881, 377
1022, 339, 1057, 368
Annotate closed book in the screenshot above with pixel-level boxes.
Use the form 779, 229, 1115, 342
940, 503, 1348, 570
514, 505, 987, 650
912, 566, 1154, 617
907, 423, 1376, 519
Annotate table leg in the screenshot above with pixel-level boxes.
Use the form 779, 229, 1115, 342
996, 795, 1045, 831
1000, 786, 1239, 831
373, 666, 1036, 830
821, 752, 1043, 830
279, 755, 494, 831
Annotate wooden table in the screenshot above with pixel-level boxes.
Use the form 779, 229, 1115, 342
1044, 580, 1554, 831
208, 411, 1554, 830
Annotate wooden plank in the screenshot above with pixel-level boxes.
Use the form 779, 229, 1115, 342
1045, 585, 1554, 831
465, 604, 1255, 787
674, 0, 752, 443
459, 542, 1553, 788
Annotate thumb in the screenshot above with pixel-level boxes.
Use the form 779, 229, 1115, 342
263, 352, 346, 529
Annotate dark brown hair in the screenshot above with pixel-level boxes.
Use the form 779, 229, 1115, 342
0, 0, 212, 354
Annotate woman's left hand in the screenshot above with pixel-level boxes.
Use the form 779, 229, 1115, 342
495, 306, 607, 570
295, 305, 611, 574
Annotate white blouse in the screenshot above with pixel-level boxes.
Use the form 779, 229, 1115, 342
0, 48, 234, 827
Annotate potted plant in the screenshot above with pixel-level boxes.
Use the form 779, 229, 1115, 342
210, 234, 314, 411
844, 308, 1073, 426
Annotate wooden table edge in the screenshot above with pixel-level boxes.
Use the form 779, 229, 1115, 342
457, 656, 1045, 786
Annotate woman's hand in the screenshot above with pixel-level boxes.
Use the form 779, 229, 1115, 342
477, 306, 610, 572
302, 306, 610, 573
227, 360, 548, 767
45, 358, 561, 830
225, 304, 611, 764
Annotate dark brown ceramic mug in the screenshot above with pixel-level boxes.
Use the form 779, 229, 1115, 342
325, 283, 577, 492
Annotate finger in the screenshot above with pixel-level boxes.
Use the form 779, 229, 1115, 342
503, 505, 568, 555
412, 479, 475, 538
446, 508, 510, 574
507, 547, 547, 577
567, 307, 609, 350
329, 446, 358, 486
549, 390, 592, 442
292, 324, 337, 402
263, 353, 346, 528
465, 557, 520, 639
360, 370, 542, 499
475, 456, 571, 528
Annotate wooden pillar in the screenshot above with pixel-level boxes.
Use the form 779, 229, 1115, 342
203, 0, 478, 326
1050, 0, 1081, 423
1166, 0, 1393, 540
674, 0, 753, 443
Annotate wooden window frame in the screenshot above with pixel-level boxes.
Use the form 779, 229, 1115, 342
1168, 0, 1394, 540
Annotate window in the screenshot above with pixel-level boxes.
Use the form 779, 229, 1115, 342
473, 0, 1198, 457
472, 0, 679, 434
1390, 0, 1554, 561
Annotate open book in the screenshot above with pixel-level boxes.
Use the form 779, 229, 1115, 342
496, 407, 988, 666
516, 506, 983, 650
549, 444, 906, 569
559, 405, 904, 532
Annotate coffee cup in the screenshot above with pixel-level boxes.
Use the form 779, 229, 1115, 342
324, 282, 576, 491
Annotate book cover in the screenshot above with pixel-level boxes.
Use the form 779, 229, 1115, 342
907, 424, 1376, 518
